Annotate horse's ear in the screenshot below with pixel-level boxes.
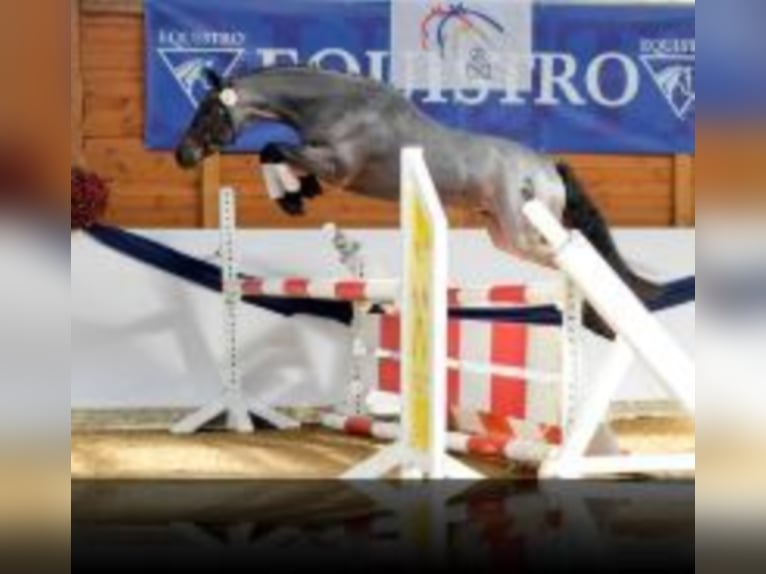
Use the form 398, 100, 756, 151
203, 68, 224, 91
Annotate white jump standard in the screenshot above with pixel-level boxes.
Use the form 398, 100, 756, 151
171, 187, 300, 434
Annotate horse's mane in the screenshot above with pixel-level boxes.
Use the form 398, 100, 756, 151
229, 63, 404, 104
235, 63, 381, 88
250, 63, 349, 74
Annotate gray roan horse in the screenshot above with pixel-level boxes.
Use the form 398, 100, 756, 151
176, 66, 661, 338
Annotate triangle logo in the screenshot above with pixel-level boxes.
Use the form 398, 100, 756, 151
158, 48, 245, 108
641, 54, 695, 121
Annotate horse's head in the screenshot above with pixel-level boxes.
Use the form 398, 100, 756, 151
175, 65, 359, 168
175, 69, 239, 168
176, 68, 284, 168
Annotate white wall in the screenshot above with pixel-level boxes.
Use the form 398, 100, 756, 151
71, 227, 695, 410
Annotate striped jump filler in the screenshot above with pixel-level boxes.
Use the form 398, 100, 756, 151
320, 413, 555, 463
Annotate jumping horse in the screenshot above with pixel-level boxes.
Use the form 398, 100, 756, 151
175, 66, 661, 337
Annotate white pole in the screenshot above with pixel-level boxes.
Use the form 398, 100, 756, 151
220, 187, 254, 433
220, 188, 241, 393
560, 278, 584, 434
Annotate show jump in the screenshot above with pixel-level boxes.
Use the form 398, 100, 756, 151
163, 146, 696, 480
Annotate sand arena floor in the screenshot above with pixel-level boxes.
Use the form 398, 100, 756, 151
72, 417, 694, 480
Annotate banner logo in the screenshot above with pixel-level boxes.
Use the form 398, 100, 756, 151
158, 48, 244, 108
420, 2, 507, 83
640, 39, 695, 120
420, 4, 505, 56
392, 0, 533, 92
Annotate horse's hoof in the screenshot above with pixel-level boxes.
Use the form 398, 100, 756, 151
277, 195, 305, 216
300, 175, 322, 199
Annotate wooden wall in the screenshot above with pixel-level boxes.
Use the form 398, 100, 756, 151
74, 0, 695, 229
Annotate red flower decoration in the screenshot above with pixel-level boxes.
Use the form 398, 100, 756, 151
71, 167, 110, 230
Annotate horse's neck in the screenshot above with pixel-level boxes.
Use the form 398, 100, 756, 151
238, 72, 371, 133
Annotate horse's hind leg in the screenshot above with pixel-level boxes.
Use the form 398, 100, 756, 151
484, 199, 557, 269
487, 162, 569, 268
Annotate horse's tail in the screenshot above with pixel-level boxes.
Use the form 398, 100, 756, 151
556, 161, 664, 339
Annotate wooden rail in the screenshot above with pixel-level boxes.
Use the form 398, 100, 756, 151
673, 155, 695, 226
81, 0, 143, 15
71, 0, 84, 165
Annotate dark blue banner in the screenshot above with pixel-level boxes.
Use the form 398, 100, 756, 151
145, 0, 695, 154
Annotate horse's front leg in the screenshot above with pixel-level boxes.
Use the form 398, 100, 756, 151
261, 143, 340, 216
261, 143, 324, 216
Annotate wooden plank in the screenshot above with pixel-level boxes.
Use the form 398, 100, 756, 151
81, 0, 143, 15
231, 180, 471, 229
201, 155, 221, 228
82, 69, 144, 138
80, 15, 142, 70
558, 155, 675, 226
559, 154, 672, 170
71, 0, 84, 165
81, 15, 143, 46
673, 155, 695, 226
101, 182, 199, 228
84, 139, 197, 184
83, 68, 143, 87
84, 77, 143, 98
83, 91, 143, 138
81, 41, 142, 71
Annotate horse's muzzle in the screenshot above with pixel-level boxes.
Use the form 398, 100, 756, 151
175, 140, 204, 169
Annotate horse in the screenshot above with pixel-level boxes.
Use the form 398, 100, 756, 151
175, 66, 661, 338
